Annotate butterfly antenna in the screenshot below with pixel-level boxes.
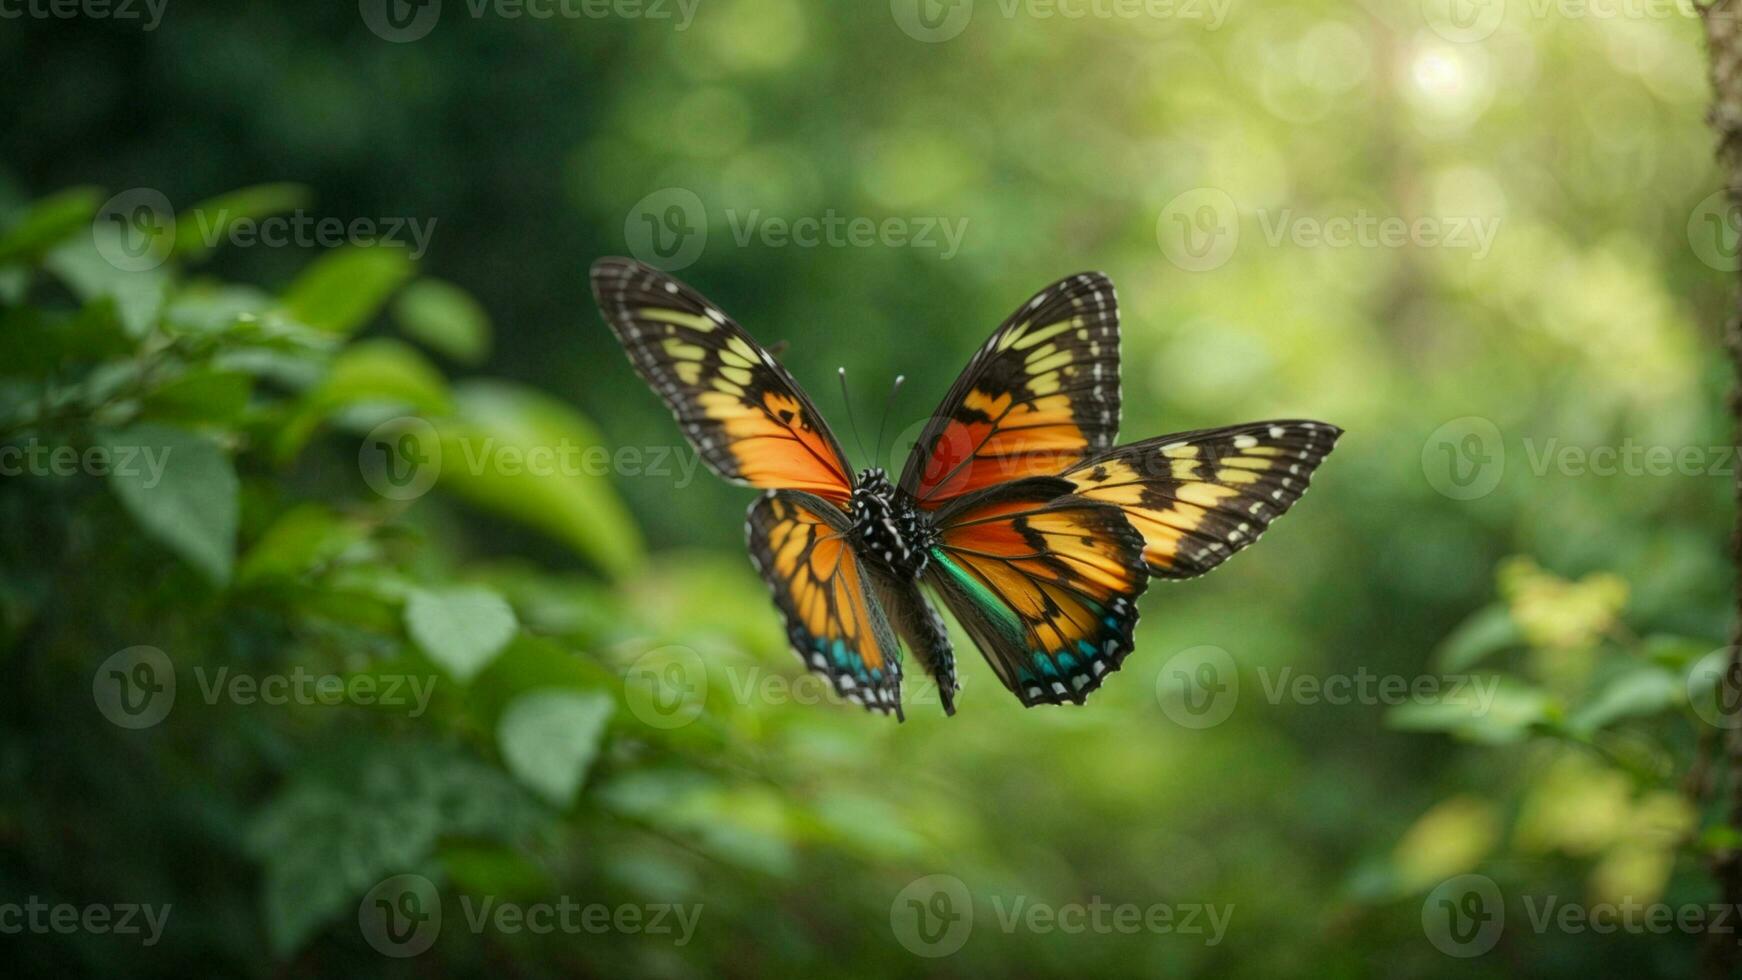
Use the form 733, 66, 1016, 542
873, 374, 906, 469
837, 367, 869, 466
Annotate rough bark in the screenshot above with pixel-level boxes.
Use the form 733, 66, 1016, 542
1701, 4, 1742, 977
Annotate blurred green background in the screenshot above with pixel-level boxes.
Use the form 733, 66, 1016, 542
1, 1, 1736, 976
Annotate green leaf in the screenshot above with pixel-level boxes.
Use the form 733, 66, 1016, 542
405, 585, 518, 683
237, 504, 367, 585
173, 183, 311, 262
278, 246, 414, 335
141, 369, 253, 426
45, 228, 169, 336
1566, 666, 1682, 734
436, 381, 644, 578
1641, 634, 1714, 671
394, 278, 491, 364
274, 339, 451, 461
247, 741, 547, 956
0, 186, 101, 265
99, 422, 238, 585
0, 299, 133, 379
1387, 679, 1552, 745
1436, 604, 1521, 672
496, 689, 614, 807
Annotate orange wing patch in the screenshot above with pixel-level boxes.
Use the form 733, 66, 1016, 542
925, 480, 1148, 707
1066, 420, 1341, 578
747, 491, 903, 716
900, 272, 1120, 508
593, 258, 854, 504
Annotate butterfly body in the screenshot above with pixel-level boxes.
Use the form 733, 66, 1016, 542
592, 257, 1341, 718
849, 467, 934, 580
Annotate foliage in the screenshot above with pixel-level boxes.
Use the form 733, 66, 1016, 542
0, 3, 1736, 978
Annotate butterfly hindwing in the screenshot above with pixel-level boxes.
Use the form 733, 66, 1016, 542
924, 478, 1148, 707
592, 258, 855, 504
1064, 420, 1342, 579
898, 273, 1120, 509
746, 490, 904, 717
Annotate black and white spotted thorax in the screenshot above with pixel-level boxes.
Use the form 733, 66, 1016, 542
850, 468, 934, 579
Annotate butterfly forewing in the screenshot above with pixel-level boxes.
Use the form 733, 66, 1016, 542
1064, 420, 1342, 578
898, 272, 1120, 508
591, 258, 855, 504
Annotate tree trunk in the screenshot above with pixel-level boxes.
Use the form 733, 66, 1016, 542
1701, 4, 1742, 977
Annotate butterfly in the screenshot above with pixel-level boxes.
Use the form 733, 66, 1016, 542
591, 257, 1340, 719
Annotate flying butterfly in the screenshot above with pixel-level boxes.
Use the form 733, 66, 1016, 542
591, 257, 1341, 718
